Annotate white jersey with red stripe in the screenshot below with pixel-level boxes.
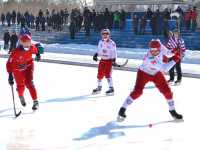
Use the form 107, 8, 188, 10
97, 39, 117, 60
139, 43, 175, 76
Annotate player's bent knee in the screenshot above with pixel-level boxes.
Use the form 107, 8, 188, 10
164, 91, 173, 100
130, 90, 143, 100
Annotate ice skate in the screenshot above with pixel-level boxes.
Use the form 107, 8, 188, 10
92, 86, 102, 95
105, 87, 114, 96
32, 101, 39, 111
117, 107, 127, 122
19, 96, 26, 107
167, 79, 174, 85
174, 80, 181, 85
169, 110, 183, 120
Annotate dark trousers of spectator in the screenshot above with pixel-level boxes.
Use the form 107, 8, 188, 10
134, 27, 138, 35
21, 23, 25, 28
152, 26, 157, 35
2, 21, 5, 26
27, 22, 30, 28
70, 31, 75, 39
42, 23, 45, 31
4, 42, 9, 50
169, 61, 182, 81
192, 20, 197, 32
85, 26, 90, 36
185, 20, 191, 30
120, 20, 125, 30
30, 22, 35, 28
17, 20, 20, 25
114, 21, 120, 29
139, 26, 145, 35
7, 21, 11, 27
9, 43, 17, 54
36, 23, 40, 31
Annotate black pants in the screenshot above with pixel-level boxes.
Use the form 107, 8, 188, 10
169, 61, 182, 81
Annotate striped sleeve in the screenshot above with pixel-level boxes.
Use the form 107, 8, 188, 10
179, 39, 186, 53
166, 38, 175, 50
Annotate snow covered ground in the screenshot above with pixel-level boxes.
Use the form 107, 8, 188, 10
0, 58, 200, 150
42, 43, 200, 64
1, 41, 200, 64
1, 41, 200, 77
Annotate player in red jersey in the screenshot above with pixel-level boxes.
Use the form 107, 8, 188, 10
7, 34, 41, 110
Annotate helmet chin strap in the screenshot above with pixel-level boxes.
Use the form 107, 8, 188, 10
103, 37, 109, 42
24, 47, 29, 51
22, 45, 31, 51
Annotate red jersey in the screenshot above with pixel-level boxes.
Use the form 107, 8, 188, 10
7, 45, 38, 73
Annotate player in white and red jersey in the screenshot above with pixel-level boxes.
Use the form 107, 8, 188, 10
117, 39, 183, 121
92, 29, 117, 95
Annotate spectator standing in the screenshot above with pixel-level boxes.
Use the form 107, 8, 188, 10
139, 15, 147, 35
132, 14, 139, 35
1, 13, 5, 26
3, 30, 10, 50
191, 6, 198, 32
9, 30, 18, 54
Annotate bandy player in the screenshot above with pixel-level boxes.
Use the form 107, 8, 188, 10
92, 29, 117, 95
117, 39, 183, 121
7, 34, 41, 110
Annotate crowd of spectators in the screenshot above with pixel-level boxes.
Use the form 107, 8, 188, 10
0, 6, 198, 40
0, 7, 126, 39
132, 6, 198, 38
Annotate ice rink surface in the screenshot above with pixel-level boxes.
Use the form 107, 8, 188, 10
0, 58, 200, 150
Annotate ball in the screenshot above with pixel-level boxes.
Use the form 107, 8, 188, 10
148, 124, 153, 128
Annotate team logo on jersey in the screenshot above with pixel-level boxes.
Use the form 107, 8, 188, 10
102, 49, 107, 53
151, 60, 157, 65
107, 45, 111, 49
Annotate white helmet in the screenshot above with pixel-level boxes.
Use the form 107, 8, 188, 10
101, 29, 110, 35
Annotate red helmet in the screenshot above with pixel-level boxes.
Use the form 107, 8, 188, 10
149, 40, 161, 51
20, 34, 31, 42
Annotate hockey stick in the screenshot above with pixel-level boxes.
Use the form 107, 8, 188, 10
11, 85, 21, 118
113, 59, 129, 67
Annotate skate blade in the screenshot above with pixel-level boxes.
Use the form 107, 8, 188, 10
168, 82, 174, 85
106, 93, 114, 96
172, 118, 184, 122
32, 105, 39, 111
174, 82, 181, 86
117, 116, 125, 122
92, 91, 101, 95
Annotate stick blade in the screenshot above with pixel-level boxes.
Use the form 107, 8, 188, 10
15, 110, 22, 118
119, 59, 129, 67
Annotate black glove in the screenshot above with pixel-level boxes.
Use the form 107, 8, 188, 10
93, 53, 98, 61
8, 73, 14, 85
35, 53, 41, 61
112, 58, 120, 67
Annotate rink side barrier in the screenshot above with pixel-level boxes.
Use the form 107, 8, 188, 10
1, 54, 200, 79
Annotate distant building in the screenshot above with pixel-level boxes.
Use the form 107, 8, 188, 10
93, 0, 188, 11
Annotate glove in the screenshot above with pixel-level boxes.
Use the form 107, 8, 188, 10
35, 53, 41, 61
112, 59, 120, 67
93, 53, 98, 61
35, 43, 44, 54
8, 73, 14, 85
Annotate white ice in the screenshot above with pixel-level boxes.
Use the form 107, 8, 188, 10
0, 58, 200, 150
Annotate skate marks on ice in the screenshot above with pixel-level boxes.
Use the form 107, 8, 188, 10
0, 94, 108, 118
41, 94, 109, 104
0, 108, 35, 118
144, 82, 181, 89
73, 119, 183, 141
